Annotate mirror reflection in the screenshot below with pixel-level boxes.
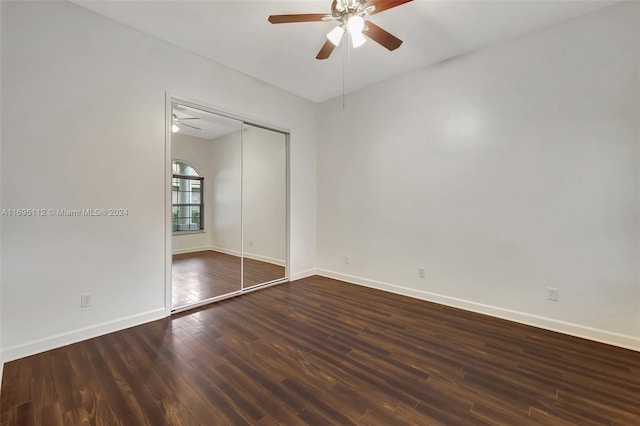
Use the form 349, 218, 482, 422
171, 103, 288, 310
242, 124, 288, 288
171, 104, 242, 308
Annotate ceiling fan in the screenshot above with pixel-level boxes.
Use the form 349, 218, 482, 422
268, 0, 413, 60
172, 114, 201, 133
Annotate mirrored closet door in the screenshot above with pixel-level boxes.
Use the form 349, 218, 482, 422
170, 101, 288, 311
242, 124, 287, 289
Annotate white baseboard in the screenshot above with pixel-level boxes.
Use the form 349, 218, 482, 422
316, 269, 640, 352
1, 308, 167, 363
172, 246, 211, 255
290, 268, 317, 281
243, 252, 286, 267
175, 246, 286, 267
207, 246, 241, 257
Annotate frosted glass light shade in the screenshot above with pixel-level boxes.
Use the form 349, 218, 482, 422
351, 30, 367, 48
347, 15, 365, 34
327, 25, 345, 46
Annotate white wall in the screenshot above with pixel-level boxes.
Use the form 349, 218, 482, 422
0, 0, 317, 362
317, 1, 640, 349
208, 131, 243, 255
171, 133, 215, 254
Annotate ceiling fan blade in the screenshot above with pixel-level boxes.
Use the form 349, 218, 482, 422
364, 0, 413, 16
364, 21, 403, 51
180, 123, 202, 131
268, 14, 330, 24
316, 40, 336, 60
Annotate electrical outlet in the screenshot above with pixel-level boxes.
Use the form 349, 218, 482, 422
418, 268, 425, 278
547, 287, 558, 302
344, 256, 350, 264
81, 294, 92, 308
249, 240, 253, 247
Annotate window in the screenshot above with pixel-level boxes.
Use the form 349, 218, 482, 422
172, 160, 204, 232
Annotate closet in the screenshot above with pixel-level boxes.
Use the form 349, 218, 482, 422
169, 100, 288, 311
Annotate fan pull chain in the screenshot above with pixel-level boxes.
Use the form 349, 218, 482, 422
342, 42, 346, 109
342, 31, 352, 109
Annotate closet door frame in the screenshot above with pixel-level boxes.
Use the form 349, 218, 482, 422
165, 93, 290, 315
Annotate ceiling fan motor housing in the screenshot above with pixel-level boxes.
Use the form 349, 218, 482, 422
332, 0, 369, 19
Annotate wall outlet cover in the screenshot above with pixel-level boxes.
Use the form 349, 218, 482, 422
81, 294, 92, 308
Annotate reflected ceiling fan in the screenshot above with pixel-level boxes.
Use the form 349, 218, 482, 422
172, 113, 201, 133
268, 0, 412, 60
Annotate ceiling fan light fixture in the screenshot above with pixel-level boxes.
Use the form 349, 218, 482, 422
347, 15, 365, 35
268, 0, 413, 60
172, 123, 180, 133
351, 30, 367, 48
327, 25, 345, 46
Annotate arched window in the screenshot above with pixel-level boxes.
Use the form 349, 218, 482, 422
172, 160, 204, 232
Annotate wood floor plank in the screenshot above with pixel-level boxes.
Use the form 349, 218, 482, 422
79, 339, 140, 424
38, 403, 63, 426
156, 394, 199, 426
2, 276, 639, 425
93, 337, 168, 426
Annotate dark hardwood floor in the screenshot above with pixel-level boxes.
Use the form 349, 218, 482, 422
172, 251, 285, 308
2, 276, 639, 425
242, 258, 286, 289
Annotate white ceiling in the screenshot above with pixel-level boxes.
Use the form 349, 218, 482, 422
74, 0, 619, 103
173, 103, 241, 140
